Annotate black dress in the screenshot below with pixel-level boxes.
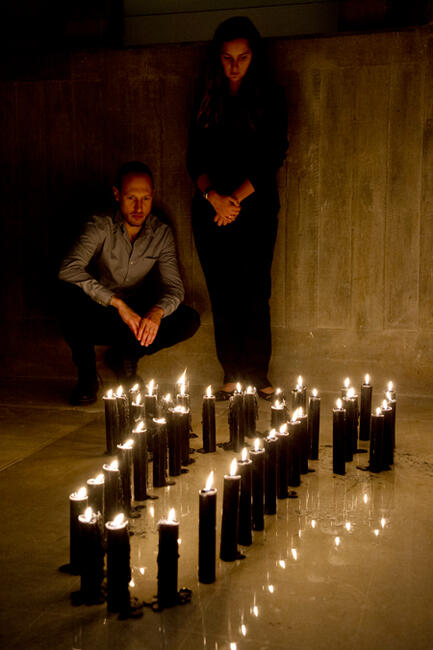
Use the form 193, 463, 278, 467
187, 84, 288, 388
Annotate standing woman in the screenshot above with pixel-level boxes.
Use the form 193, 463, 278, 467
187, 16, 288, 400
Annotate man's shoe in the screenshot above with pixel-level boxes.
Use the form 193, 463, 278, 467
70, 378, 99, 406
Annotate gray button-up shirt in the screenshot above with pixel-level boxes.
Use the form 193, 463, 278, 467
59, 212, 184, 317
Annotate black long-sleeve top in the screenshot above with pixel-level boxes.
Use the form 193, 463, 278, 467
187, 83, 288, 205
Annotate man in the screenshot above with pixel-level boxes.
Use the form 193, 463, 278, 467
59, 161, 200, 405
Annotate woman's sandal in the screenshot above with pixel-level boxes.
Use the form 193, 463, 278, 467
257, 388, 276, 402
214, 389, 235, 401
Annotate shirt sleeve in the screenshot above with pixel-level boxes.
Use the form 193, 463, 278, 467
154, 225, 185, 317
58, 217, 114, 306
247, 85, 289, 192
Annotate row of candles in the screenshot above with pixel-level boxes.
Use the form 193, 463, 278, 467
332, 376, 397, 475
66, 372, 397, 617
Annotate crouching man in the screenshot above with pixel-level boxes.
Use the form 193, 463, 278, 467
59, 161, 200, 405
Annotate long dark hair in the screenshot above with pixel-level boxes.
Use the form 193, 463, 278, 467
197, 16, 269, 129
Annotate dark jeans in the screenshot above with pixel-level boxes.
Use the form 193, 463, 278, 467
192, 193, 278, 389
59, 282, 200, 377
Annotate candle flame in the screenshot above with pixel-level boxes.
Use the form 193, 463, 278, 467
241, 624, 247, 637
312, 388, 318, 397
154, 417, 166, 425
74, 487, 87, 499
382, 399, 388, 410
177, 369, 187, 384
388, 381, 393, 391
246, 385, 254, 394
129, 579, 135, 588
253, 606, 259, 617
120, 438, 134, 450
230, 458, 238, 476
269, 429, 277, 440
276, 388, 281, 395
131, 383, 139, 392
112, 513, 125, 527
291, 548, 297, 560
146, 379, 155, 396
373, 529, 379, 537
279, 423, 288, 434
363, 493, 368, 504
134, 420, 145, 433
345, 522, 351, 532
347, 387, 355, 399
297, 375, 303, 387
164, 393, 171, 402
344, 377, 350, 388
206, 385, 212, 398
106, 388, 113, 398
116, 385, 123, 397
336, 398, 343, 409
268, 585, 274, 593
273, 399, 281, 409
180, 382, 185, 397
254, 438, 260, 452
173, 405, 187, 414
365, 374, 370, 385
83, 507, 93, 521
149, 505, 155, 518
135, 393, 142, 405
241, 447, 248, 461
205, 471, 214, 491
298, 407, 303, 417
279, 560, 286, 569
386, 391, 393, 401
168, 508, 176, 522
108, 459, 119, 471
139, 567, 145, 575
381, 517, 386, 528
94, 473, 104, 484
311, 519, 316, 529
236, 382, 242, 393
376, 407, 382, 416
335, 536, 341, 547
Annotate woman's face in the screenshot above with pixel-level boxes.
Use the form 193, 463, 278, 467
220, 38, 252, 87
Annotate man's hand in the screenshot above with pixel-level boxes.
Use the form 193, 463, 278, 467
208, 191, 240, 220
111, 296, 141, 337
137, 306, 164, 347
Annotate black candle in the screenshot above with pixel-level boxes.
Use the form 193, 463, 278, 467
308, 389, 320, 460
249, 439, 265, 531
115, 386, 131, 443
103, 389, 120, 454
179, 406, 192, 466
276, 425, 289, 498
264, 431, 278, 515
287, 420, 301, 487
385, 391, 397, 450
144, 380, 158, 430
270, 399, 286, 431
117, 439, 134, 514
342, 395, 354, 462
295, 408, 309, 474
229, 387, 244, 451
69, 487, 88, 574
381, 400, 394, 467
244, 386, 258, 438
130, 393, 145, 428
359, 375, 373, 441
220, 459, 241, 561
370, 408, 384, 473
78, 508, 105, 604
237, 449, 253, 546
202, 386, 216, 453
157, 509, 179, 607
152, 418, 168, 488
132, 421, 148, 501
86, 474, 104, 516
167, 407, 187, 476
199, 472, 217, 584
105, 514, 131, 614
291, 375, 307, 411
103, 460, 121, 523
349, 389, 360, 453
333, 399, 346, 475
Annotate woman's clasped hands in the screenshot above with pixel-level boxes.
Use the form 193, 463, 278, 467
208, 191, 240, 226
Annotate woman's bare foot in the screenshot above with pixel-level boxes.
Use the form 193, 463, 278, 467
221, 382, 237, 392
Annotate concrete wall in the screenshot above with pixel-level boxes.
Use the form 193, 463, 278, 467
1, 26, 433, 395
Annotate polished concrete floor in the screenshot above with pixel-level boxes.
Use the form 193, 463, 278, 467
1, 376, 433, 650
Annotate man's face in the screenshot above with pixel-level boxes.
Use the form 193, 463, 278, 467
113, 172, 154, 229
